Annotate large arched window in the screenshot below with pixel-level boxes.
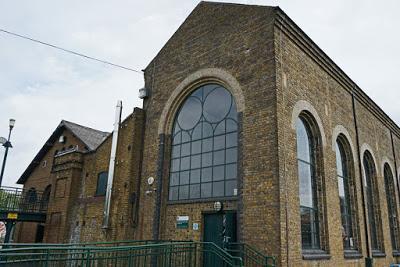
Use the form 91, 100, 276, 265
169, 84, 238, 201
296, 116, 321, 250
335, 137, 357, 251
363, 151, 383, 253
383, 163, 400, 253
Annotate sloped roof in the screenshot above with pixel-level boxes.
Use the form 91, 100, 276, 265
61, 120, 109, 151
143, 1, 400, 137
144, 1, 276, 71
17, 120, 109, 184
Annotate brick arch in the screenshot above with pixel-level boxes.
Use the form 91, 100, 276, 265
360, 143, 378, 186
291, 100, 326, 146
332, 125, 357, 165
157, 68, 245, 135
381, 156, 395, 182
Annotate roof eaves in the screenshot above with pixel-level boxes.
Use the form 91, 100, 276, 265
274, 8, 400, 137
16, 125, 65, 184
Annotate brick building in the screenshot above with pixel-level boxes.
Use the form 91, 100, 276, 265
14, 120, 109, 243
12, 2, 400, 266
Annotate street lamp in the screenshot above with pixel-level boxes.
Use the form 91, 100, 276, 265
0, 119, 16, 186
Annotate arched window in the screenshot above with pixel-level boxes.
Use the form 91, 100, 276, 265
335, 137, 357, 251
383, 164, 400, 253
96, 172, 108, 196
169, 84, 238, 201
22, 188, 38, 212
40, 185, 52, 211
296, 116, 321, 250
363, 151, 383, 253
26, 188, 37, 203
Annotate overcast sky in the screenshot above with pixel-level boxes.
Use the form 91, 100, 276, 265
0, 0, 399, 187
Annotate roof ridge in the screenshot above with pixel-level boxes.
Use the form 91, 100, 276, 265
200, 1, 276, 8
61, 120, 109, 135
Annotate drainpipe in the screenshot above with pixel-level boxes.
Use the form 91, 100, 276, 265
152, 134, 165, 241
390, 132, 399, 194
390, 131, 400, 218
351, 92, 371, 266
102, 100, 122, 229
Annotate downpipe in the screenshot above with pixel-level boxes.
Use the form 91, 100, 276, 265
102, 100, 122, 229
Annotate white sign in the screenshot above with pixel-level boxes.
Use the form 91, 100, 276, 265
177, 216, 189, 221
193, 223, 199, 231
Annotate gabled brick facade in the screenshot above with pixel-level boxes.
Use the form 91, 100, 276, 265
15, 2, 400, 266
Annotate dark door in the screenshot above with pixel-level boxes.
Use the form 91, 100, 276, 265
203, 212, 237, 267
35, 224, 45, 243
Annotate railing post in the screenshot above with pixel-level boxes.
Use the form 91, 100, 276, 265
4, 220, 15, 244
188, 243, 192, 267
85, 248, 91, 267
193, 243, 196, 267
45, 248, 49, 267
169, 243, 173, 267
128, 248, 132, 267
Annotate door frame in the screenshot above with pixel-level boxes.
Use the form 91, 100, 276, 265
201, 209, 238, 242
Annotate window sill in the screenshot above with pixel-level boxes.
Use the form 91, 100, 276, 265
302, 250, 331, 260
344, 250, 363, 259
167, 196, 238, 205
372, 250, 386, 258
393, 251, 400, 257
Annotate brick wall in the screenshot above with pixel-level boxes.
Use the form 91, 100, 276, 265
71, 108, 145, 243
275, 10, 400, 266
13, 3, 400, 267
15, 129, 86, 243
139, 0, 281, 259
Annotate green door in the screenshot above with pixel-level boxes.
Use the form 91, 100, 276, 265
203, 212, 237, 267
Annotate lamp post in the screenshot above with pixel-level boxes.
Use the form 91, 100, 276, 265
0, 119, 16, 187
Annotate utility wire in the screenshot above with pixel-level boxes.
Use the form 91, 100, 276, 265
0, 28, 142, 74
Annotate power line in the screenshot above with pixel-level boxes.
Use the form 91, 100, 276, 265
0, 28, 142, 74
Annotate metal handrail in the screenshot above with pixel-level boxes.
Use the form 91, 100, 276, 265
0, 186, 49, 214
1, 239, 186, 247
0, 241, 244, 267
227, 242, 276, 267
0, 186, 45, 194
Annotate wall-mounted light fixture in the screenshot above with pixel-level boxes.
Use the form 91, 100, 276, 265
145, 176, 156, 195
139, 87, 149, 99
213, 201, 223, 212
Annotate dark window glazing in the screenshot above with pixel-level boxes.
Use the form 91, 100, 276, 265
26, 188, 37, 203
169, 84, 238, 201
296, 117, 320, 250
363, 152, 382, 252
335, 140, 356, 250
384, 164, 400, 252
40, 185, 51, 210
96, 172, 108, 196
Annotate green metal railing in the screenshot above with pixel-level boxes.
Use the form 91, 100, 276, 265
0, 240, 276, 267
227, 243, 276, 267
0, 186, 48, 214
1, 240, 174, 249
0, 241, 244, 267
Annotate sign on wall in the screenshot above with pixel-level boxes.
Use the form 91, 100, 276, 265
7, 213, 18, 220
176, 216, 189, 229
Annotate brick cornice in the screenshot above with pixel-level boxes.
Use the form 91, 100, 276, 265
274, 8, 400, 138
